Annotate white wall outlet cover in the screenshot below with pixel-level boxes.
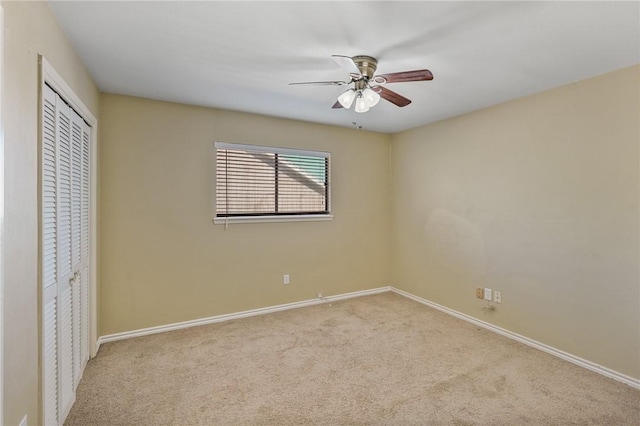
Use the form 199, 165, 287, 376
283, 274, 290, 285
484, 288, 492, 301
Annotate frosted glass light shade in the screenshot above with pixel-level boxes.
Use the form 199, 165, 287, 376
337, 89, 356, 108
362, 88, 381, 107
355, 95, 370, 113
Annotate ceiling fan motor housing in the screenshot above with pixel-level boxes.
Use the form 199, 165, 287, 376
352, 55, 378, 80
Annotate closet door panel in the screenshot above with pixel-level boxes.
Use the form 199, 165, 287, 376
56, 97, 76, 423
42, 84, 59, 426
80, 124, 91, 367
71, 110, 84, 386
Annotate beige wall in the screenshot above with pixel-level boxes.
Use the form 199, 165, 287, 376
2, 1, 100, 424
390, 65, 640, 379
99, 94, 391, 335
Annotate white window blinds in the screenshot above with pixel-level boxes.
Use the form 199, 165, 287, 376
215, 142, 330, 219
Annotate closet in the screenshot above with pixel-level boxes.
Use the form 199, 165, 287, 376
42, 83, 91, 425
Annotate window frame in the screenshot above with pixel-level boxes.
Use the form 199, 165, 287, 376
213, 142, 333, 224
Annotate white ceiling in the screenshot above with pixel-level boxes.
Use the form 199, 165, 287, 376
49, 1, 639, 134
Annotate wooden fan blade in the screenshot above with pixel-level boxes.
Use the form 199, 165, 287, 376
289, 81, 348, 86
331, 55, 362, 76
376, 86, 412, 107
332, 101, 343, 109
374, 69, 433, 84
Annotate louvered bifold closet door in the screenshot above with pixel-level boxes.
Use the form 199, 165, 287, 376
70, 109, 84, 388
80, 123, 91, 369
70, 109, 91, 385
42, 84, 59, 426
56, 91, 76, 424
43, 83, 92, 426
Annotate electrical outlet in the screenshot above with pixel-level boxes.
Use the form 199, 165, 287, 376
494, 291, 502, 304
483, 288, 492, 301
476, 288, 484, 299
317, 292, 323, 299
283, 274, 290, 285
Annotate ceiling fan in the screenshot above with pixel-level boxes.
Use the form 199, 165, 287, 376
290, 55, 433, 113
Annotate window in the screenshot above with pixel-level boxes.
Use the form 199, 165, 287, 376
215, 142, 331, 223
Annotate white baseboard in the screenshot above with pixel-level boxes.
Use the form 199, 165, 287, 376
390, 286, 640, 390
96, 284, 639, 390
97, 286, 390, 349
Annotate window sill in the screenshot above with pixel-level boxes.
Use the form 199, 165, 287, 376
213, 214, 333, 225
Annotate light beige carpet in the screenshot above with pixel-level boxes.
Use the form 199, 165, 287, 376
66, 292, 639, 425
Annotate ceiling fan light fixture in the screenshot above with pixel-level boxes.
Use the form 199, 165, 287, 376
337, 89, 356, 108
355, 94, 370, 113
362, 88, 381, 107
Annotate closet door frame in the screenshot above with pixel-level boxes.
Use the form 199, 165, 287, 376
38, 56, 98, 419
